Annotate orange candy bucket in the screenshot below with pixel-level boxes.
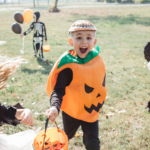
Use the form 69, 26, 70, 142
33, 128, 68, 150
42, 45, 50, 52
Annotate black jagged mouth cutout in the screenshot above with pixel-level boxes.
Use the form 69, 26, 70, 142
84, 102, 104, 113
80, 48, 88, 53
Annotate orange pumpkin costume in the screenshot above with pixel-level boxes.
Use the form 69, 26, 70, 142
47, 47, 106, 123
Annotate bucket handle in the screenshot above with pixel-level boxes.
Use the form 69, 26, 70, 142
42, 117, 60, 150
45, 117, 49, 132
42, 117, 49, 150
55, 121, 59, 130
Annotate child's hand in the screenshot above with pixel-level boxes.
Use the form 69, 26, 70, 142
46, 106, 58, 123
20, 109, 33, 125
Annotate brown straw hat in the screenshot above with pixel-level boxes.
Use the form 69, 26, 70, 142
68, 20, 97, 32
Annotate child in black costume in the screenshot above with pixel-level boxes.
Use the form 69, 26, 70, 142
22, 12, 47, 61
0, 56, 33, 126
144, 42, 150, 112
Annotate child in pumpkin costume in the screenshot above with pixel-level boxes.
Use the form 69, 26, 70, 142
46, 20, 106, 150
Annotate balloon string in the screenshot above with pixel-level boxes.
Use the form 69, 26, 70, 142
22, 25, 24, 52
22, 36, 24, 51
21, 25, 24, 54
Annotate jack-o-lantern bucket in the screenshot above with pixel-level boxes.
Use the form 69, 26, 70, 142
33, 128, 68, 150
42, 45, 50, 52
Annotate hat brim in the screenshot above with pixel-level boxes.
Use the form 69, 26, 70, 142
69, 26, 97, 32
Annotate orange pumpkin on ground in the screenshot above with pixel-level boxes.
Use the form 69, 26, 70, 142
47, 48, 106, 122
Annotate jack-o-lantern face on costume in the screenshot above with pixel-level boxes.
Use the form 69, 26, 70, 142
47, 48, 107, 122
84, 75, 105, 114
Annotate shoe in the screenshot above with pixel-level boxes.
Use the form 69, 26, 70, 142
40, 58, 44, 61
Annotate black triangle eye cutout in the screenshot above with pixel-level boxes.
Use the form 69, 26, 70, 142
96, 93, 101, 98
102, 74, 106, 87
85, 84, 94, 93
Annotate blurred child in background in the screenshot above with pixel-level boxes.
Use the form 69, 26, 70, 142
21, 11, 47, 61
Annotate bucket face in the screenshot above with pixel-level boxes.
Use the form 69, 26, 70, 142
34, 128, 68, 150
43, 45, 50, 52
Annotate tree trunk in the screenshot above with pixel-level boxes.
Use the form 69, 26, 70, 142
54, 0, 58, 8
33, 0, 35, 7
49, 0, 60, 12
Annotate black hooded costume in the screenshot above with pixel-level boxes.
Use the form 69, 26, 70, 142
0, 103, 24, 126
23, 12, 47, 59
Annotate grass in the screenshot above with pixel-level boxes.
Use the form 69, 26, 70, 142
0, 4, 150, 150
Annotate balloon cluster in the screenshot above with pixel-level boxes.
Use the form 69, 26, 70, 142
11, 9, 33, 34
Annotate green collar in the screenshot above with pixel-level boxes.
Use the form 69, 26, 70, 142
57, 46, 100, 69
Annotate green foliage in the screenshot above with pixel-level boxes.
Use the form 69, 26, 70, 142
6, 86, 15, 93
37, 114, 47, 121
138, 0, 150, 3
106, 0, 116, 3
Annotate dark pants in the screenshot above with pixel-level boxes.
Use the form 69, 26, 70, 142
62, 111, 100, 150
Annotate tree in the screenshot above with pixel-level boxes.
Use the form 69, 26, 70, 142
49, 0, 59, 12
33, 0, 35, 7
